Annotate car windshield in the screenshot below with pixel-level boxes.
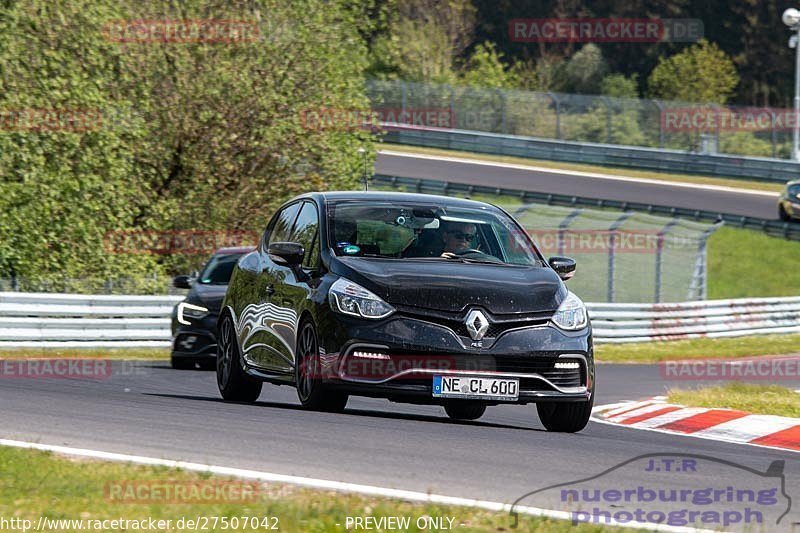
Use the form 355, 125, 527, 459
788, 184, 800, 198
328, 201, 542, 266
197, 253, 244, 284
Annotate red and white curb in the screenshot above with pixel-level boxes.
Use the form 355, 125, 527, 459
593, 397, 800, 453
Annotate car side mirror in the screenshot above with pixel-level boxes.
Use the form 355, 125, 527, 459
172, 275, 193, 289
548, 256, 576, 281
268, 242, 305, 266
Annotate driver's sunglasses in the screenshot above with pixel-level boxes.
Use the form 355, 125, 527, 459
447, 231, 476, 241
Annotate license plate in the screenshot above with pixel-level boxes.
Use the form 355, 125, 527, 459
432, 375, 519, 401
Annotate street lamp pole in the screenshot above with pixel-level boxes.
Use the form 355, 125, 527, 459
783, 8, 800, 160
357, 147, 369, 190
794, 30, 800, 160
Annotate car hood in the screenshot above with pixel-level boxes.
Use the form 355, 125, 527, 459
186, 283, 228, 312
334, 257, 565, 314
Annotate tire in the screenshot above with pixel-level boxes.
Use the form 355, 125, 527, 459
217, 314, 262, 402
170, 357, 195, 370
444, 402, 486, 421
295, 320, 348, 412
779, 205, 791, 222
537, 395, 594, 433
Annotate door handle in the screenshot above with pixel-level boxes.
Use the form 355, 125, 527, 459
265, 284, 275, 296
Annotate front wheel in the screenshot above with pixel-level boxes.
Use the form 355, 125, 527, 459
537, 395, 593, 433
217, 314, 262, 402
295, 321, 348, 412
779, 204, 791, 222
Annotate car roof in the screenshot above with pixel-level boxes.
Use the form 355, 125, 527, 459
214, 246, 255, 255
296, 190, 497, 209
788, 180, 800, 187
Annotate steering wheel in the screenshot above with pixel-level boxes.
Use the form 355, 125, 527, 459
454, 248, 482, 255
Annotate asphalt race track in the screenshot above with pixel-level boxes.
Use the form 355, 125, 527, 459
375, 151, 781, 220
2, 361, 799, 530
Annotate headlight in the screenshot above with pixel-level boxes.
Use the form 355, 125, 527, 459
551, 291, 588, 331
328, 277, 395, 319
177, 302, 209, 325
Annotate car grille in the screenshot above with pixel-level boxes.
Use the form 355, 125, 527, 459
399, 309, 553, 339
449, 355, 584, 389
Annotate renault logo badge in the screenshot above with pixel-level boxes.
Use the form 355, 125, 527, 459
465, 309, 490, 340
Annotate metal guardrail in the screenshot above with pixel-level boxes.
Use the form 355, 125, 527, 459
372, 174, 800, 241
381, 124, 800, 183
1, 292, 798, 346
588, 297, 800, 343
0, 292, 182, 348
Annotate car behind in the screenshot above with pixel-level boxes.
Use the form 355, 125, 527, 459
779, 180, 800, 221
170, 246, 254, 369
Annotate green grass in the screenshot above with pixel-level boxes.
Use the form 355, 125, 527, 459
707, 226, 800, 299
0, 348, 169, 360
596, 333, 800, 363
0, 446, 631, 533
381, 143, 785, 193
668, 382, 800, 417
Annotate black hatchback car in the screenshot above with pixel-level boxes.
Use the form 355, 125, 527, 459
217, 192, 594, 432
170, 246, 254, 369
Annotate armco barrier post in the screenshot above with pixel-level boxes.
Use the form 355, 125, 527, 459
401, 81, 407, 120
603, 96, 612, 144
653, 100, 665, 148
548, 92, 561, 139
607, 213, 633, 302
654, 219, 679, 303
771, 110, 778, 158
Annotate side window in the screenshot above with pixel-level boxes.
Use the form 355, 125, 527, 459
268, 202, 302, 246
290, 201, 320, 268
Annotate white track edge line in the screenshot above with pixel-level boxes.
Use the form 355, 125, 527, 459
590, 408, 800, 455
379, 149, 779, 198
0, 438, 710, 533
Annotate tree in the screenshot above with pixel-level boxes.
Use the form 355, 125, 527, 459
461, 42, 516, 88
647, 39, 739, 104
562, 44, 608, 94
368, 0, 476, 83
601, 74, 640, 98
0, 0, 373, 285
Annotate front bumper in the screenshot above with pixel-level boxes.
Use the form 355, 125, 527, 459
171, 313, 219, 359
318, 311, 594, 405
781, 200, 800, 220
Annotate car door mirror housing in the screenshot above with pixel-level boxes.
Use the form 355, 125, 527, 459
548, 256, 576, 281
268, 242, 305, 266
172, 275, 193, 289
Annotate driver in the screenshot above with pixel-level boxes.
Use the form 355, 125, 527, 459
441, 222, 477, 255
